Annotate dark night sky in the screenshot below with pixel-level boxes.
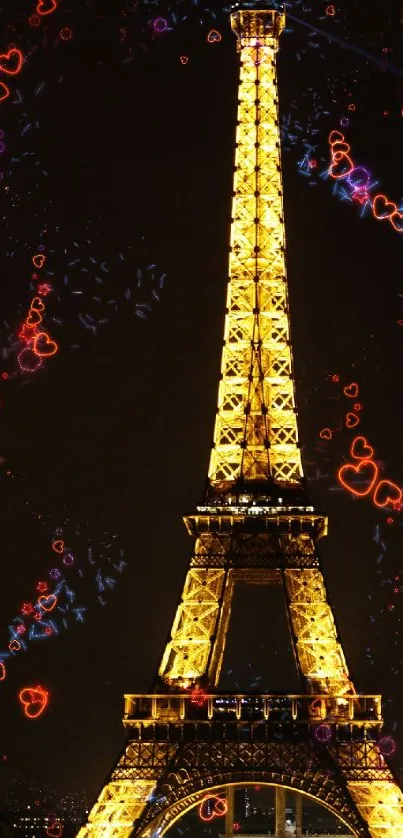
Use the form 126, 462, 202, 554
1, 0, 403, 808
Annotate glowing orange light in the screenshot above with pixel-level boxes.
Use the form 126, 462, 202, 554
319, 427, 332, 440
9, 639, 21, 651
329, 150, 354, 180
353, 402, 362, 411
180, 56, 188, 64
373, 194, 397, 220
207, 29, 222, 43
338, 459, 379, 497
30, 296, 45, 312
25, 308, 43, 328
199, 795, 228, 822
345, 412, 359, 428
330, 373, 340, 382
350, 435, 374, 461
38, 594, 57, 612
36, 0, 58, 15
52, 539, 65, 553
0, 48, 23, 75
33, 332, 58, 358
328, 130, 345, 145
347, 103, 356, 112
373, 479, 403, 509
18, 685, 49, 719
0, 661, 6, 681
0, 81, 10, 103
32, 253, 46, 269
390, 210, 403, 233
326, 4, 336, 14
343, 381, 359, 398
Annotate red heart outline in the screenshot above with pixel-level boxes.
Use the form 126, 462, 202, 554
36, 0, 58, 15
32, 253, 46, 269
0, 81, 10, 103
26, 309, 43, 328
19, 685, 49, 719
0, 661, 6, 681
329, 151, 354, 180
343, 382, 359, 398
373, 480, 403, 509
199, 795, 227, 822
390, 210, 403, 233
345, 412, 360, 429
38, 594, 57, 612
33, 332, 58, 358
207, 29, 222, 43
373, 194, 396, 220
350, 436, 374, 461
328, 130, 345, 145
0, 48, 23, 76
338, 459, 378, 497
30, 296, 45, 312
319, 427, 332, 440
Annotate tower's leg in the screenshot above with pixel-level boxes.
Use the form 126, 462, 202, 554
225, 785, 234, 836
295, 792, 303, 838
275, 786, 286, 838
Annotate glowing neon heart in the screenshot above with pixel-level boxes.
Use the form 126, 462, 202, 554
0, 661, 6, 681
52, 539, 64, 553
199, 795, 227, 822
19, 685, 49, 719
32, 253, 46, 269
0, 48, 23, 76
0, 81, 10, 102
343, 382, 359, 398
373, 480, 402, 509
30, 296, 45, 312
330, 140, 351, 155
350, 436, 374, 461
338, 459, 378, 497
345, 412, 359, 428
36, 0, 58, 14
319, 427, 332, 440
329, 151, 354, 180
26, 309, 43, 328
373, 194, 396, 220
38, 594, 57, 612
390, 210, 403, 233
33, 332, 58, 358
207, 29, 222, 43
9, 639, 21, 651
328, 130, 345, 144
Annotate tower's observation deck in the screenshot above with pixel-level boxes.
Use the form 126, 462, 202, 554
208, 6, 303, 495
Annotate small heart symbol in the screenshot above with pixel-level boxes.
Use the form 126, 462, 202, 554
0, 48, 23, 75
207, 29, 222, 43
0, 661, 6, 681
47, 822, 63, 838
17, 345, 43, 373
373, 480, 402, 509
330, 140, 351, 155
343, 382, 359, 398
373, 194, 396, 220
9, 639, 21, 651
38, 594, 57, 612
390, 210, 403, 233
33, 332, 58, 358
180, 56, 188, 64
36, 0, 58, 14
329, 151, 354, 180
0, 81, 10, 102
350, 435, 374, 461
319, 428, 332, 440
32, 253, 46, 268
18, 685, 48, 719
328, 130, 345, 145
30, 296, 45, 312
345, 412, 359, 428
52, 539, 65, 553
338, 459, 378, 497
25, 309, 43, 328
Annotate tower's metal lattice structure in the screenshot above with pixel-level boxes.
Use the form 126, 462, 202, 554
77, 5, 403, 837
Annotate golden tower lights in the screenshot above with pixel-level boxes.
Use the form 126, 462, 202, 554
77, 5, 403, 836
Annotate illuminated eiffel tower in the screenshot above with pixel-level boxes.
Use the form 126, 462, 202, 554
77, 4, 403, 836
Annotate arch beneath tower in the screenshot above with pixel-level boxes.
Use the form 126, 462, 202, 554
135, 769, 366, 837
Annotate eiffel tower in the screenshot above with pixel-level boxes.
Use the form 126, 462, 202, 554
77, 4, 403, 837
